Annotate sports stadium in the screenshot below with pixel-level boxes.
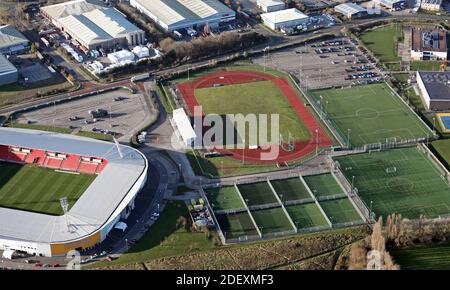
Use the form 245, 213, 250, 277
0, 127, 148, 257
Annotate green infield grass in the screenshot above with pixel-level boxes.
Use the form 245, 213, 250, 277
303, 173, 344, 198
195, 80, 310, 146
0, 161, 95, 215
285, 203, 330, 229
206, 186, 245, 211
360, 24, 403, 63
333, 147, 450, 219
310, 83, 431, 147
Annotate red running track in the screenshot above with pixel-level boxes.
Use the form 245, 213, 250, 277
177, 70, 333, 164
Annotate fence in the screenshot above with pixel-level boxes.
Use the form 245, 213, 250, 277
214, 207, 248, 215
316, 193, 348, 202
418, 143, 450, 184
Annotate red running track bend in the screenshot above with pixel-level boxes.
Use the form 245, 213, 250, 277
177, 70, 333, 164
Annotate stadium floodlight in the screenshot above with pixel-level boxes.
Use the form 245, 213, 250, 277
60, 197, 71, 232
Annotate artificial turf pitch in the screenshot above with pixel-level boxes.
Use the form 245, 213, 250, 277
270, 178, 312, 201
251, 207, 295, 234
334, 147, 450, 219
286, 203, 330, 229
216, 212, 259, 239
0, 162, 96, 215
310, 83, 431, 147
319, 198, 363, 224
303, 173, 344, 198
237, 182, 278, 206
206, 186, 245, 211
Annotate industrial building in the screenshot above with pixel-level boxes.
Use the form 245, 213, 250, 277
130, 0, 236, 32
40, 0, 145, 50
256, 0, 285, 13
334, 3, 368, 19
0, 127, 148, 257
0, 54, 18, 86
420, 0, 442, 11
377, 0, 406, 10
260, 8, 309, 31
0, 25, 29, 55
411, 28, 447, 61
416, 71, 450, 111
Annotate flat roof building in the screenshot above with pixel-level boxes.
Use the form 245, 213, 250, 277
411, 28, 447, 61
172, 108, 197, 147
0, 54, 18, 86
261, 8, 309, 31
378, 0, 406, 10
256, 0, 285, 13
0, 25, 29, 55
420, 0, 442, 11
334, 3, 368, 19
130, 0, 236, 32
416, 71, 450, 111
41, 0, 144, 50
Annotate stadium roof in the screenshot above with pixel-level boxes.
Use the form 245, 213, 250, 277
418, 72, 450, 101
41, 0, 142, 46
0, 54, 17, 76
412, 28, 447, 53
0, 128, 147, 244
335, 3, 367, 15
0, 25, 29, 50
132, 0, 234, 27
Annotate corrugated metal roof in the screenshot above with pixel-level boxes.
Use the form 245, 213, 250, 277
40, 0, 98, 19
0, 54, 17, 75
0, 25, 29, 50
335, 3, 367, 15
82, 8, 141, 37
256, 0, 285, 8
132, 0, 234, 27
0, 128, 147, 244
58, 14, 112, 46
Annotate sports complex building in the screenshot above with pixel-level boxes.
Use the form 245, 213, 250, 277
40, 0, 145, 50
130, 0, 236, 32
0, 128, 148, 257
416, 71, 450, 111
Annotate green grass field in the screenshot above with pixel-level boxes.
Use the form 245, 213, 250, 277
251, 207, 294, 234
319, 198, 362, 224
216, 212, 259, 239
195, 80, 310, 146
270, 178, 312, 201
206, 186, 245, 211
303, 173, 344, 198
410, 61, 442, 72
360, 24, 403, 63
334, 147, 450, 219
0, 162, 95, 215
238, 182, 278, 206
286, 203, 329, 229
311, 83, 431, 147
391, 243, 450, 270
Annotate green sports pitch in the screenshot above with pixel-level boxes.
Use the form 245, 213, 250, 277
303, 173, 344, 198
250, 207, 295, 234
216, 211, 259, 240
334, 147, 450, 219
0, 162, 96, 215
286, 203, 329, 229
270, 178, 312, 202
319, 198, 363, 224
310, 83, 431, 147
205, 186, 245, 211
195, 80, 310, 146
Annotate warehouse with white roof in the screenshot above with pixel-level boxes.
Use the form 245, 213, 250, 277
0, 54, 18, 86
256, 0, 285, 12
334, 3, 368, 19
130, 0, 236, 32
41, 0, 144, 50
0, 127, 148, 257
261, 8, 309, 31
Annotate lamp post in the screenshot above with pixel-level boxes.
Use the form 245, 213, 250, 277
315, 129, 319, 155
347, 129, 351, 148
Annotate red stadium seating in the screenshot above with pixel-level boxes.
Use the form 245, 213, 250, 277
0, 144, 108, 174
